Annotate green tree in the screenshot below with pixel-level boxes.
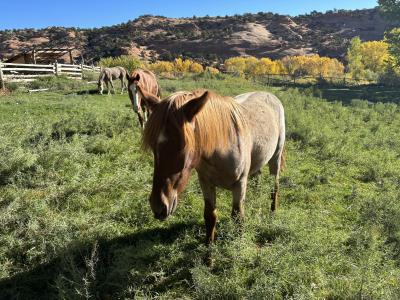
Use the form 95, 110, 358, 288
346, 37, 364, 80
385, 27, 400, 66
378, 0, 400, 22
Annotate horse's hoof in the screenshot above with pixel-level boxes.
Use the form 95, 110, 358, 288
203, 252, 215, 268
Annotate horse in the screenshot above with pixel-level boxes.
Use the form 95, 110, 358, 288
127, 69, 161, 129
98, 67, 128, 95
137, 85, 286, 244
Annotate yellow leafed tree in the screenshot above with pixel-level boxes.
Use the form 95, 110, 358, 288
360, 41, 390, 74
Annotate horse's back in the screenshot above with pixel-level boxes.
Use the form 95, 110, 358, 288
235, 92, 285, 175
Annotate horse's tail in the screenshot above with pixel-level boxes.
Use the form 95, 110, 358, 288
280, 143, 286, 172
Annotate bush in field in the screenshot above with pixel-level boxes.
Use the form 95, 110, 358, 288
148, 61, 174, 74
189, 62, 204, 73
149, 58, 205, 75
174, 58, 192, 73
205, 66, 220, 75
99, 55, 142, 73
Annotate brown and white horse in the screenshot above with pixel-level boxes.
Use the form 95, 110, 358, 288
127, 69, 161, 129
138, 86, 286, 244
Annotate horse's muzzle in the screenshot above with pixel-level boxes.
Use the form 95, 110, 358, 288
153, 195, 177, 221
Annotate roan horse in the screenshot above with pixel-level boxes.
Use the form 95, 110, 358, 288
98, 67, 128, 95
137, 84, 286, 244
127, 69, 161, 129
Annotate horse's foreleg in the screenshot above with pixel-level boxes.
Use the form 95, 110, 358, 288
231, 178, 247, 220
136, 111, 144, 129
199, 177, 217, 245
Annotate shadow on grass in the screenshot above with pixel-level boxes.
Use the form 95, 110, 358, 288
75, 89, 100, 95
0, 220, 200, 300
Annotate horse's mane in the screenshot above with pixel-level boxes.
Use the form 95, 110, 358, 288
130, 68, 155, 77
143, 90, 247, 157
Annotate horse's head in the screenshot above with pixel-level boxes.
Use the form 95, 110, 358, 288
142, 91, 210, 220
127, 72, 142, 112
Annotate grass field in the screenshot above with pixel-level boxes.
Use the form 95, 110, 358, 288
1, 75, 400, 299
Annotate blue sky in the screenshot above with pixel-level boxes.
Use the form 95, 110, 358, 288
1, 0, 378, 30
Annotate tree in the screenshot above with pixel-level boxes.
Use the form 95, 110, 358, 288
360, 41, 390, 74
385, 28, 400, 67
346, 37, 365, 79
378, 0, 400, 22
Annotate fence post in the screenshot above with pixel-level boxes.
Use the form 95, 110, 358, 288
80, 62, 84, 79
0, 60, 5, 90
55, 60, 59, 76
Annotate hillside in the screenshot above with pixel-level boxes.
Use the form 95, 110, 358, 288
0, 8, 390, 64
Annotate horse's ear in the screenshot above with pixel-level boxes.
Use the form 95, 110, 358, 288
183, 91, 209, 123
134, 74, 140, 81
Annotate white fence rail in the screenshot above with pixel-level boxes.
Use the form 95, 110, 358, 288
0, 61, 101, 88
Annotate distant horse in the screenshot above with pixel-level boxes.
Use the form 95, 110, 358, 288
98, 67, 128, 95
138, 86, 286, 244
127, 69, 161, 129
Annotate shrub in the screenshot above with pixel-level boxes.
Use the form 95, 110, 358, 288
99, 55, 142, 73
205, 66, 220, 75
189, 62, 204, 73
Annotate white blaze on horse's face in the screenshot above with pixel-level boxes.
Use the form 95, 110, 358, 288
157, 129, 168, 144
129, 83, 140, 112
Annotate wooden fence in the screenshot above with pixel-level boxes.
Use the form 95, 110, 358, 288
0, 61, 101, 88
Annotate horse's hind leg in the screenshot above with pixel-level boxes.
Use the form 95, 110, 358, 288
268, 146, 284, 212
99, 81, 104, 95
106, 81, 110, 95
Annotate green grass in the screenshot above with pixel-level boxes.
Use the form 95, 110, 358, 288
1, 75, 400, 299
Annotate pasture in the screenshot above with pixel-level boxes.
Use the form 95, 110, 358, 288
1, 75, 400, 299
